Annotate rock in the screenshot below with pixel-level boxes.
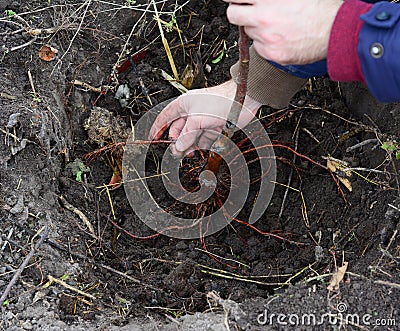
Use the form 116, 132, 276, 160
84, 107, 130, 146
10, 195, 24, 214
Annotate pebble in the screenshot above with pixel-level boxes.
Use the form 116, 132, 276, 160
22, 321, 33, 330
314, 245, 324, 263
6, 311, 15, 320
175, 241, 188, 250
10, 195, 24, 214
6, 113, 21, 129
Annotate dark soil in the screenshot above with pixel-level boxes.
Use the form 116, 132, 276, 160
1, 1, 399, 330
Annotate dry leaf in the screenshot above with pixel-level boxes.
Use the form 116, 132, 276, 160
181, 64, 194, 89
39, 45, 58, 61
327, 261, 349, 292
326, 158, 353, 192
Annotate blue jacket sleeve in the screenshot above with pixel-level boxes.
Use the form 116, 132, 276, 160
358, 2, 400, 102
270, 60, 328, 79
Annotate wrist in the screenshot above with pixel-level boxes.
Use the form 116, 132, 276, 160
231, 46, 307, 108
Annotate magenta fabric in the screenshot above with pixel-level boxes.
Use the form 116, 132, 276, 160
327, 0, 373, 83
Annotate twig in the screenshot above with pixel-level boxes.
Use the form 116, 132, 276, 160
1, 234, 26, 252
152, 0, 179, 80
45, 275, 96, 300
91, 5, 151, 106
13, 223, 169, 295
98, 263, 141, 285
0, 227, 47, 303
279, 115, 301, 220
0, 128, 20, 143
51, 0, 92, 76
159, 68, 187, 94
201, 269, 285, 286
59, 195, 96, 237
195, 248, 250, 269
346, 271, 400, 289
346, 139, 379, 153
111, 4, 150, 74
71, 79, 102, 93
0, 92, 16, 100
206, 26, 250, 174
302, 127, 320, 144
27, 69, 37, 99
5, 222, 168, 297
138, 77, 153, 106
388, 204, 400, 212
377, 229, 398, 267
341, 167, 388, 175
374, 280, 400, 290
1, 228, 14, 251
7, 37, 37, 52
152, 0, 179, 81
93, 0, 190, 14
27, 23, 79, 36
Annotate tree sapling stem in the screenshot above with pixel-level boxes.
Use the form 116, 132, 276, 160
205, 26, 250, 175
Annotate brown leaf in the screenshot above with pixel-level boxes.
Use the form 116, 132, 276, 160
327, 261, 349, 292
39, 45, 58, 62
326, 158, 353, 192
180, 64, 194, 89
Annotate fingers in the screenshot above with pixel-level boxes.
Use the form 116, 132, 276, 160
226, 3, 257, 27
168, 117, 186, 141
149, 98, 184, 140
174, 118, 202, 153
170, 130, 217, 159
169, 142, 196, 159
222, 0, 256, 4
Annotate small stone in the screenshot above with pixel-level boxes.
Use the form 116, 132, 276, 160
6, 113, 21, 129
10, 195, 24, 214
6, 311, 15, 320
22, 321, 33, 330
175, 241, 188, 250
314, 245, 324, 263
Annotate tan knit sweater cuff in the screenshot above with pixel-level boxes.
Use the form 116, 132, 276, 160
230, 46, 307, 109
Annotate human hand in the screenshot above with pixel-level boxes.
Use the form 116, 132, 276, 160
224, 0, 343, 65
149, 80, 261, 157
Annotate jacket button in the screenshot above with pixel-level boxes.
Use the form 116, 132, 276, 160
370, 43, 384, 58
375, 11, 391, 21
